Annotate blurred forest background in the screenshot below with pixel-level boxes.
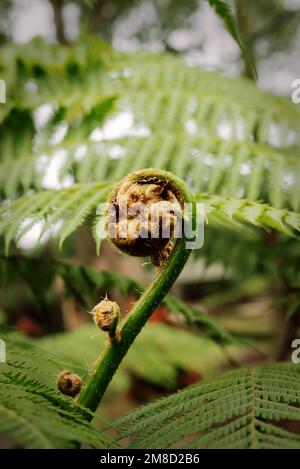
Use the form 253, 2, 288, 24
1, 0, 300, 93
0, 0, 300, 444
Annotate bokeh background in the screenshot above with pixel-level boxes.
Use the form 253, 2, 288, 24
0, 0, 300, 448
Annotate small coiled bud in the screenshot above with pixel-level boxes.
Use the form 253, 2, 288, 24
91, 298, 121, 342
57, 370, 83, 397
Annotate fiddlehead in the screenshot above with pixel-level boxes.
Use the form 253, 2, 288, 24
77, 169, 197, 413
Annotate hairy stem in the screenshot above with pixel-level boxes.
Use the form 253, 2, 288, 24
77, 169, 196, 414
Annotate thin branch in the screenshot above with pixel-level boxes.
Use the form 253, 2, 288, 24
49, 0, 69, 46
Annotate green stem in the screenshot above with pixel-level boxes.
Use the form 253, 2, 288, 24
77, 169, 196, 414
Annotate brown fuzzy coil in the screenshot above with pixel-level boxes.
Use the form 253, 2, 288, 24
117, 183, 146, 214
106, 178, 180, 258
92, 298, 120, 331
150, 240, 175, 268
57, 370, 83, 397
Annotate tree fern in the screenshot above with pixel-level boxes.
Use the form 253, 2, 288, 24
1, 40, 299, 224
0, 35, 300, 450
1, 41, 298, 147
115, 363, 300, 448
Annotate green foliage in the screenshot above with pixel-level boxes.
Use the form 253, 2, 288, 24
0, 320, 240, 450
0, 181, 112, 253
0, 257, 234, 344
0, 333, 110, 448
1, 182, 299, 254
116, 362, 300, 448
0, 39, 299, 257
37, 322, 232, 391
1, 41, 299, 203
0, 36, 299, 449
207, 0, 257, 79
2, 329, 299, 448
1, 134, 300, 210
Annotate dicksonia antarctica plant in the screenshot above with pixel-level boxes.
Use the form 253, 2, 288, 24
0, 27, 300, 448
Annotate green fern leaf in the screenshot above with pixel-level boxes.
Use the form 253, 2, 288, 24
0, 333, 112, 448
115, 363, 300, 448
207, 0, 257, 80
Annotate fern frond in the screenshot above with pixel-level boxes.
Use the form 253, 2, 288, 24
115, 54, 300, 147
1, 41, 299, 219
207, 0, 257, 80
0, 181, 113, 253
0, 333, 111, 448
197, 194, 300, 235
1, 41, 299, 166
1, 181, 299, 253
115, 363, 300, 448
1, 256, 235, 345
1, 133, 299, 210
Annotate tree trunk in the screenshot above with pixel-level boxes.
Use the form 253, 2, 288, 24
235, 0, 256, 81
49, 0, 69, 45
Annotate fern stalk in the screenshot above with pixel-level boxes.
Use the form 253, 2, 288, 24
77, 169, 196, 413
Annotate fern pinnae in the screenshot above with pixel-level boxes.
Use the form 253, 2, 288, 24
1, 191, 54, 253
227, 145, 248, 197
207, 141, 227, 194
76, 151, 97, 183
0, 334, 112, 448
115, 364, 300, 448
118, 373, 250, 434
93, 153, 112, 181
246, 151, 266, 201
154, 133, 175, 169
189, 138, 211, 191
2, 131, 300, 209
3, 158, 31, 198
269, 157, 284, 209
257, 421, 300, 442
127, 137, 154, 173
187, 415, 251, 448
128, 386, 251, 446
207, 0, 257, 80
58, 185, 111, 248
13, 189, 70, 245
129, 389, 252, 448
0, 404, 55, 449
40, 182, 109, 240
